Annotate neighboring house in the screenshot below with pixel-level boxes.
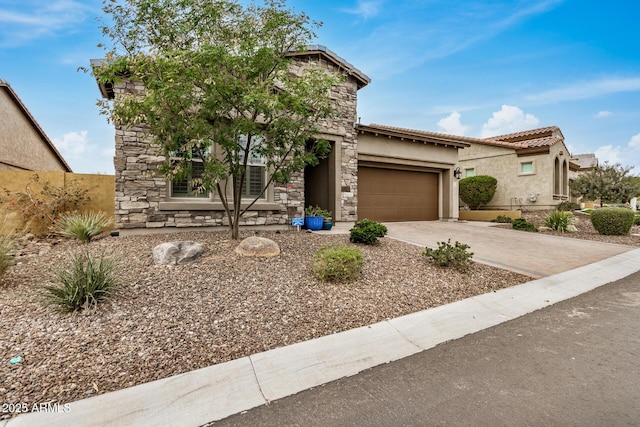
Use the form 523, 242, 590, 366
569, 153, 599, 205
0, 80, 71, 172
457, 126, 572, 210
93, 46, 465, 229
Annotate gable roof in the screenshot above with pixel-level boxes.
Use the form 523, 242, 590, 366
357, 123, 470, 148
571, 153, 598, 169
287, 45, 371, 89
0, 80, 72, 172
91, 45, 371, 100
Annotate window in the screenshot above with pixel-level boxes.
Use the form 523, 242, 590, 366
171, 153, 208, 198
520, 161, 534, 174
238, 135, 267, 199
464, 168, 475, 178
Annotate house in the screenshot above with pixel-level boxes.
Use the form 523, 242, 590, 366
0, 80, 71, 172
93, 46, 465, 229
457, 126, 573, 210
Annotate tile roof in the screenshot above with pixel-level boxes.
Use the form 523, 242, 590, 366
358, 123, 472, 148
571, 153, 598, 169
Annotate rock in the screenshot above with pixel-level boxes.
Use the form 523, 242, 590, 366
152, 241, 205, 265
235, 236, 280, 257
566, 224, 578, 233
539, 226, 553, 232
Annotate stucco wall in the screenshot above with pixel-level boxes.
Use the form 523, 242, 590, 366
458, 140, 571, 210
111, 55, 361, 229
0, 171, 115, 234
0, 89, 68, 171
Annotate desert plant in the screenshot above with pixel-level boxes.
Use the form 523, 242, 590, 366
512, 218, 538, 232
423, 239, 474, 272
54, 211, 113, 243
349, 218, 388, 245
42, 251, 119, 312
312, 245, 363, 282
458, 175, 497, 209
543, 210, 574, 232
555, 201, 580, 212
1, 174, 90, 236
590, 207, 635, 235
492, 215, 513, 223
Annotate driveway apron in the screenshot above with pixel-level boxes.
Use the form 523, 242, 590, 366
385, 221, 635, 278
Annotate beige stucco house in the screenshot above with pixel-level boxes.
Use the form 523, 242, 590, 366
0, 80, 71, 172
458, 126, 573, 210
93, 46, 466, 229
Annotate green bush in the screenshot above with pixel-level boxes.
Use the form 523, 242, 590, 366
634, 215, 640, 226
590, 207, 635, 235
42, 251, 119, 312
543, 210, 574, 232
423, 239, 474, 272
349, 218, 387, 245
556, 201, 580, 212
458, 175, 497, 209
512, 218, 538, 232
54, 211, 112, 243
312, 245, 363, 282
492, 215, 513, 223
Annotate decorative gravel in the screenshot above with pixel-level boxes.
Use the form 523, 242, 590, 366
1, 229, 530, 414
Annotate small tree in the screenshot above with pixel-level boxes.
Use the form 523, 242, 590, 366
570, 162, 640, 206
458, 175, 497, 210
92, 0, 338, 239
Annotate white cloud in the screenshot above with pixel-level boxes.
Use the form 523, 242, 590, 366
437, 111, 469, 135
0, 0, 94, 46
481, 105, 540, 138
526, 77, 640, 104
53, 130, 89, 159
595, 111, 613, 118
342, 0, 383, 20
595, 145, 621, 164
629, 133, 640, 149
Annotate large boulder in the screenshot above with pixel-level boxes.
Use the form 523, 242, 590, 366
153, 241, 205, 265
235, 236, 280, 257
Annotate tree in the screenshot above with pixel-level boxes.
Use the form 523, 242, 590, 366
92, 0, 338, 239
459, 175, 497, 210
570, 162, 640, 206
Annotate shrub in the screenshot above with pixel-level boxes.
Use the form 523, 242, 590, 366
543, 210, 574, 232
42, 251, 119, 312
590, 207, 635, 235
423, 239, 474, 273
1, 174, 90, 236
54, 211, 113, 243
556, 201, 580, 212
349, 218, 387, 245
458, 175, 497, 209
492, 215, 513, 223
635, 215, 640, 226
312, 245, 363, 282
512, 218, 538, 232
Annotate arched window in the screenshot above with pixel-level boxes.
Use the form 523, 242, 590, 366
562, 159, 568, 196
554, 157, 560, 195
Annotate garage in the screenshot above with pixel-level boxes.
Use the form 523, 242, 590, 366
358, 165, 439, 222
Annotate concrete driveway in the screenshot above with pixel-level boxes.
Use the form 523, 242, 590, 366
384, 221, 635, 278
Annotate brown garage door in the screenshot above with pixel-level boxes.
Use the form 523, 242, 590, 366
358, 166, 439, 222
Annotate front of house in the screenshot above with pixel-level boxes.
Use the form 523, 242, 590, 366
95, 46, 465, 229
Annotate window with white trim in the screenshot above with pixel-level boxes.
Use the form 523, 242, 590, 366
238, 135, 267, 199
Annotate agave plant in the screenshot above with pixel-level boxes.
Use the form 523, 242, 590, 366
54, 211, 113, 243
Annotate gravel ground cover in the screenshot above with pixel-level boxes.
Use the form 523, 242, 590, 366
1, 229, 529, 416
1, 210, 637, 416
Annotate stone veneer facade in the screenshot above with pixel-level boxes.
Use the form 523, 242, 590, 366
111, 50, 366, 229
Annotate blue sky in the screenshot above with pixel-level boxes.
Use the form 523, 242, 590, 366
1, 0, 639, 174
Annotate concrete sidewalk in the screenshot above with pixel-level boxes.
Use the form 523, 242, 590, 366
8, 247, 640, 427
